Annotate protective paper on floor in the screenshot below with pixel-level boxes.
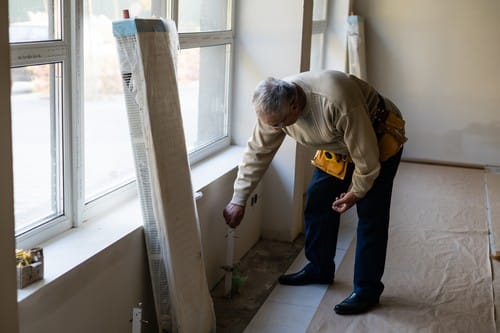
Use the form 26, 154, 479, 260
113, 19, 215, 332
307, 163, 495, 333
492, 258, 500, 333
487, 172, 500, 257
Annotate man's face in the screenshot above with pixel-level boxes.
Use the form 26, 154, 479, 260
258, 102, 300, 130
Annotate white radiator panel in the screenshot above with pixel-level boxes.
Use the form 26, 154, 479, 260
113, 18, 215, 333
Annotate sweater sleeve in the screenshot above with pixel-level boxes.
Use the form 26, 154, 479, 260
336, 103, 380, 198
231, 119, 286, 206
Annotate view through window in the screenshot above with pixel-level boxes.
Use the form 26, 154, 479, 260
10, 0, 233, 247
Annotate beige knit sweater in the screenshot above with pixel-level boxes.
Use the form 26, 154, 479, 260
231, 70, 403, 206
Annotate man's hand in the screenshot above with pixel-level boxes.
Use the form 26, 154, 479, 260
332, 192, 359, 213
223, 203, 246, 228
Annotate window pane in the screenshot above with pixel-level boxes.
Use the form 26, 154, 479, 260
178, 45, 230, 152
313, 0, 327, 21
11, 64, 63, 233
178, 0, 231, 32
9, 0, 61, 43
83, 1, 152, 202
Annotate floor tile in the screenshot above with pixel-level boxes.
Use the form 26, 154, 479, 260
268, 283, 328, 307
337, 210, 357, 250
243, 300, 317, 333
243, 219, 356, 332
334, 248, 347, 269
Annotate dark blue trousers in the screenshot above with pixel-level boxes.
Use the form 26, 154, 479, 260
303, 148, 402, 301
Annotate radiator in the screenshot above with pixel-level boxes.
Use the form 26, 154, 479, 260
113, 18, 215, 333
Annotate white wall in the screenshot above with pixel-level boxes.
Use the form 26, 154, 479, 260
0, 1, 19, 332
232, 0, 308, 241
194, 169, 263, 289
354, 0, 500, 166
18, 229, 157, 333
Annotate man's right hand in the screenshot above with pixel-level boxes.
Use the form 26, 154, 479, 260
223, 203, 245, 229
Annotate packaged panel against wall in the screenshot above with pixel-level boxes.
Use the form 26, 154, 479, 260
113, 18, 215, 333
347, 15, 367, 80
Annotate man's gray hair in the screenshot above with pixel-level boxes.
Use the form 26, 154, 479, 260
252, 77, 296, 115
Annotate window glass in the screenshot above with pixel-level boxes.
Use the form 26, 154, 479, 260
178, 0, 231, 32
11, 64, 63, 233
9, 0, 61, 43
83, 0, 152, 202
178, 45, 230, 152
9, 0, 233, 245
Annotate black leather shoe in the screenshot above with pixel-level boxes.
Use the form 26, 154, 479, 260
334, 292, 379, 315
278, 269, 333, 286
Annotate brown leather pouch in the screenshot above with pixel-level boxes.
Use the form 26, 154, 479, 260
378, 112, 407, 161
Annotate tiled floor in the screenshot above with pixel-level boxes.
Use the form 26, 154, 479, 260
243, 213, 357, 333
213, 236, 306, 333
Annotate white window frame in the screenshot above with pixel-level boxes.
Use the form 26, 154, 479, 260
13, 0, 234, 249
174, 0, 234, 164
12, 1, 73, 248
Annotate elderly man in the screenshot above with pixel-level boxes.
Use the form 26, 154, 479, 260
223, 70, 406, 315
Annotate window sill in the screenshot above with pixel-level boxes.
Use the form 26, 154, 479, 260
17, 145, 244, 303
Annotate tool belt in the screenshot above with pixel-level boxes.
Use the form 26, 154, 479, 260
311, 150, 351, 179
372, 93, 407, 161
311, 94, 407, 179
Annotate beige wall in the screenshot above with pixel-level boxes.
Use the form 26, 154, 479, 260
354, 0, 500, 166
0, 1, 19, 332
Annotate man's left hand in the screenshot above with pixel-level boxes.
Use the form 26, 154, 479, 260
332, 192, 359, 213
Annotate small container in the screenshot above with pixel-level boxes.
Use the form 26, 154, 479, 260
17, 247, 44, 289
